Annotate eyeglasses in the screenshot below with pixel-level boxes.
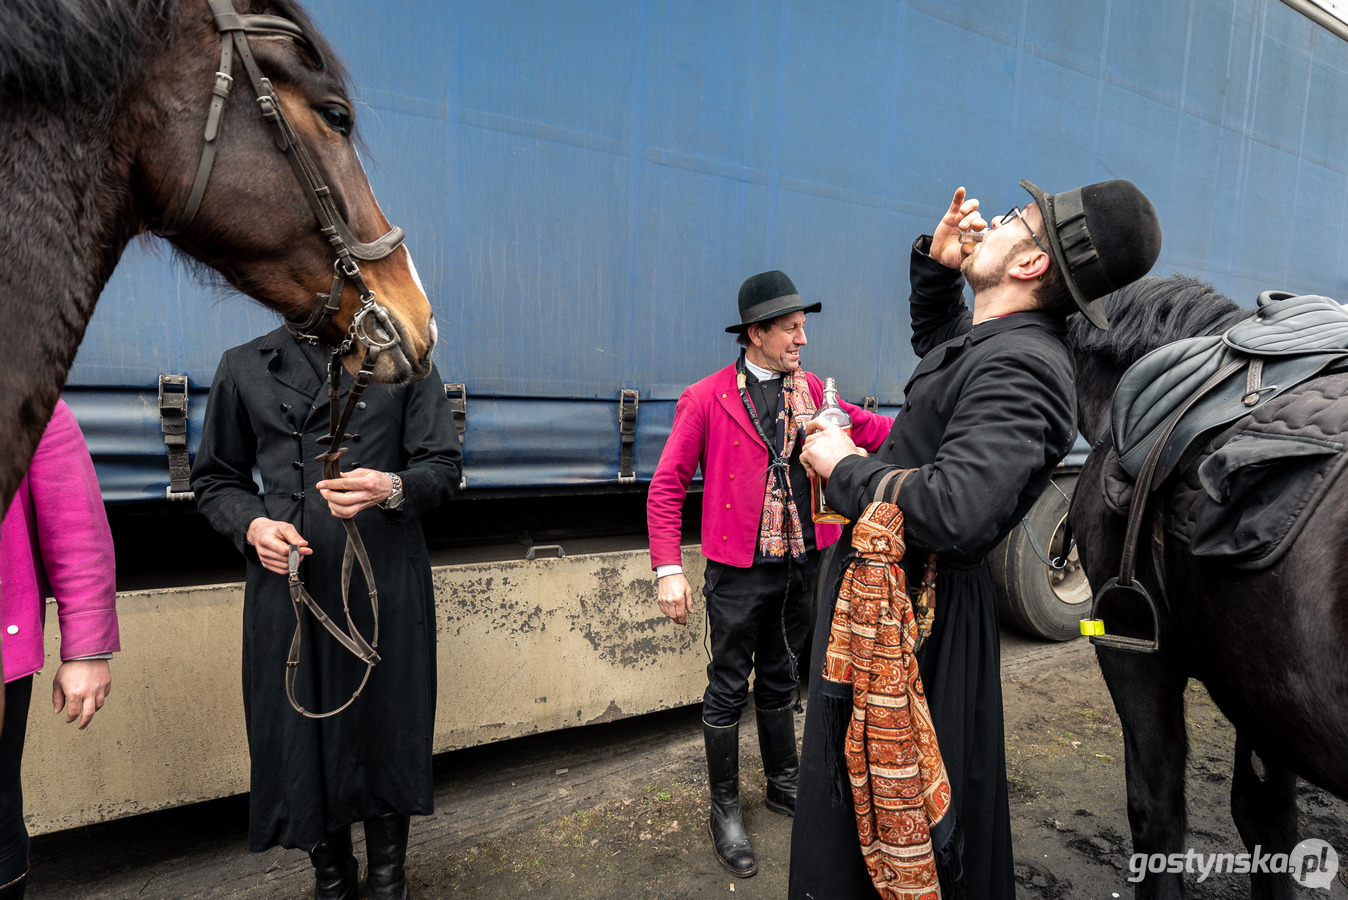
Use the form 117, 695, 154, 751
990, 205, 1050, 256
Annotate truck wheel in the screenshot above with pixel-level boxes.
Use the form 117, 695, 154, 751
991, 471, 1089, 642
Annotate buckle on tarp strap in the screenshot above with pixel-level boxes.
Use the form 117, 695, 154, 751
157, 374, 195, 502
444, 382, 467, 490
619, 389, 640, 484
862, 395, 879, 413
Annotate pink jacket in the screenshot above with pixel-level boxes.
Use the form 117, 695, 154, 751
1, 400, 119, 683
648, 364, 894, 569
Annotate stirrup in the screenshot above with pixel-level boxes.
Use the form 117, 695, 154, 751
1080, 576, 1160, 653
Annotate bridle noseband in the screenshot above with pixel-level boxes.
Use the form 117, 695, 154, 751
171, 0, 416, 718
168, 0, 407, 351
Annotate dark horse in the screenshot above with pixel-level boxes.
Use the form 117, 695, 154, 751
0, 0, 436, 519
1067, 275, 1348, 898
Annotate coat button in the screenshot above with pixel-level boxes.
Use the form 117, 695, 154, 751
5, 625, 16, 635
357, 401, 366, 409
279, 403, 291, 412
728, 474, 735, 480
292, 431, 302, 440
293, 461, 304, 469
734, 441, 739, 446
351, 434, 361, 442
291, 491, 305, 500
725, 503, 731, 509
722, 536, 728, 541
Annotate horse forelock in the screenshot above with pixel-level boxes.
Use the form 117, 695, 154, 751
1067, 274, 1249, 369
0, 0, 175, 108
266, 0, 352, 96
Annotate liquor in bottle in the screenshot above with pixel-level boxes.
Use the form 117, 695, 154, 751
810, 377, 852, 524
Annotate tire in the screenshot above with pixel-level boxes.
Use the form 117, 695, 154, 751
991, 470, 1090, 642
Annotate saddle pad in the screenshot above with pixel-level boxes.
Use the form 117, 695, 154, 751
1149, 371, 1348, 570
1225, 291, 1348, 355
1113, 292, 1348, 482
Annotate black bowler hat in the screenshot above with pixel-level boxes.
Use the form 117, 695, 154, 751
1020, 179, 1162, 329
725, 270, 822, 334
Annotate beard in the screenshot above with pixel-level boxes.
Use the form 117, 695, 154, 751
960, 245, 1011, 294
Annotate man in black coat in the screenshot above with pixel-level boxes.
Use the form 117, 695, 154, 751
192, 328, 460, 900
790, 180, 1162, 899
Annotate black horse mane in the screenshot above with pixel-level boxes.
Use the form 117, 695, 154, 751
0, 0, 346, 108
0, 0, 175, 106
1067, 274, 1252, 369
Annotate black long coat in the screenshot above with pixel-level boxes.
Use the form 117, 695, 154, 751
191, 327, 461, 852
789, 239, 1077, 900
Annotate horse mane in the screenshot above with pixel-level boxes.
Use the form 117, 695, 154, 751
1067, 274, 1251, 369
0, 0, 175, 107
0, 0, 347, 109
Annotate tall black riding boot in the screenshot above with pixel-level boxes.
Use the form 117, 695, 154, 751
704, 719, 757, 878
0, 862, 27, 900
756, 703, 800, 817
308, 826, 358, 900
364, 813, 412, 900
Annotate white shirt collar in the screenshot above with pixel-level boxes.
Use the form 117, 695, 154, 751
744, 358, 780, 382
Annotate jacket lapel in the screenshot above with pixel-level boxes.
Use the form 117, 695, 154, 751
713, 364, 769, 449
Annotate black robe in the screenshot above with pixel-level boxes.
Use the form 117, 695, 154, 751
191, 327, 461, 852
788, 238, 1077, 899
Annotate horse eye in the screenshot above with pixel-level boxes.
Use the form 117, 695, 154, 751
320, 105, 352, 136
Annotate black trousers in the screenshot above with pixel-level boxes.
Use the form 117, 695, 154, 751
701, 552, 816, 727
0, 676, 33, 883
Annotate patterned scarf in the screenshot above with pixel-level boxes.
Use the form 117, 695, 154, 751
745, 369, 816, 560
822, 498, 951, 900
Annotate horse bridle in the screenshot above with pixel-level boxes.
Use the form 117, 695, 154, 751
168, 0, 406, 353
173, 0, 410, 718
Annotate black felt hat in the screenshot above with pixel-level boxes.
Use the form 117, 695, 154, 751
1020, 179, 1162, 329
725, 270, 822, 334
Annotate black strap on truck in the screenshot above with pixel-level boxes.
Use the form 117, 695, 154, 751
158, 374, 195, 501
619, 389, 639, 484
444, 382, 467, 490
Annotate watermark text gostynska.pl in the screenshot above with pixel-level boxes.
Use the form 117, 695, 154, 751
1127, 840, 1338, 888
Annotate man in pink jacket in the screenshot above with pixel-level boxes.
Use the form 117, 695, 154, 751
0, 399, 119, 899
646, 270, 891, 878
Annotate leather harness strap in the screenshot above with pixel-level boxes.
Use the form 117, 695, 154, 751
284, 345, 385, 719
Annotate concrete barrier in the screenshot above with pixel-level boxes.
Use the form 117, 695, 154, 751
21, 548, 706, 836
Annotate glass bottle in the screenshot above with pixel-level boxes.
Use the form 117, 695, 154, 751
810, 377, 852, 524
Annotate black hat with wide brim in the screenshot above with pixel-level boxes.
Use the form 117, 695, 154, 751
726, 270, 822, 334
1020, 179, 1162, 330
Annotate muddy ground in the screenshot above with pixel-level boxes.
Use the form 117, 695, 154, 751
28, 633, 1348, 898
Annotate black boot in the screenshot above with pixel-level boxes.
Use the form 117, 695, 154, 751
704, 719, 757, 878
756, 703, 799, 817
364, 813, 412, 900
0, 863, 27, 900
308, 827, 358, 900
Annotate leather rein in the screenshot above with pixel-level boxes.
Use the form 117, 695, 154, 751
174, 0, 409, 717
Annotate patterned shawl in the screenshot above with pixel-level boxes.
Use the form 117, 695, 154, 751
751, 370, 816, 560
822, 498, 951, 900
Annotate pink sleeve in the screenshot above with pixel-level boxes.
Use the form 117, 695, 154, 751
840, 399, 894, 452
28, 401, 120, 660
647, 386, 707, 569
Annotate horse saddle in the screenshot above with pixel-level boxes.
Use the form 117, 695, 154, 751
1112, 291, 1348, 485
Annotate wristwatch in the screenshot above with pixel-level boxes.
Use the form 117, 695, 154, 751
380, 472, 405, 510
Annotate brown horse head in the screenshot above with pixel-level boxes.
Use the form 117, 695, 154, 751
127, 0, 434, 382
